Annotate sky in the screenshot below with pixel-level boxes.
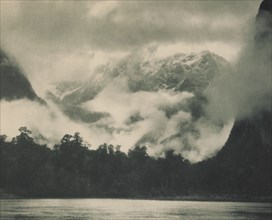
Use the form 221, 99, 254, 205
1, 0, 260, 95
1, 0, 268, 162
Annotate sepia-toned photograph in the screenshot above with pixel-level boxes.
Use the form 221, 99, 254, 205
0, 0, 271, 219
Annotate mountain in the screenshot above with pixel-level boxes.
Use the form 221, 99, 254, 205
255, 0, 272, 49
47, 51, 230, 123
51, 51, 229, 102
198, 111, 272, 196
199, 0, 272, 197
105, 50, 229, 94
0, 49, 44, 103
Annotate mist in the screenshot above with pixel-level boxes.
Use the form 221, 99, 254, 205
1, 32, 270, 162
205, 17, 271, 123
0, 99, 111, 148
80, 65, 236, 162
1, 1, 270, 163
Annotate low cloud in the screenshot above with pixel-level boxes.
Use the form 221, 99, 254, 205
1, 1, 269, 163
80, 77, 233, 162
205, 39, 272, 122
83, 78, 194, 149
1, 1, 258, 50
0, 99, 110, 148
1, 1, 258, 97
156, 119, 234, 162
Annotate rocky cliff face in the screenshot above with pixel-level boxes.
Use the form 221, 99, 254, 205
0, 49, 44, 103
255, 0, 272, 49
46, 51, 229, 123
202, 0, 272, 196
221, 0, 271, 164
50, 51, 229, 104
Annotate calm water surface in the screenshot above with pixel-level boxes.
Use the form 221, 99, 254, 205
0, 199, 271, 220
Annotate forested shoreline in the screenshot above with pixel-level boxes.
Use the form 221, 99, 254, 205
0, 127, 271, 201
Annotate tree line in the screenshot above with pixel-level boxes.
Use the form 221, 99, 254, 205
0, 127, 271, 199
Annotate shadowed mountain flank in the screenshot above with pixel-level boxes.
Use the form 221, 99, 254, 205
200, 0, 272, 196
0, 49, 45, 104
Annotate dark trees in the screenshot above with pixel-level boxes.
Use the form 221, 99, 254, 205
0, 127, 271, 199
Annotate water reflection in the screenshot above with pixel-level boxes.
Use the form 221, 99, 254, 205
1, 199, 271, 220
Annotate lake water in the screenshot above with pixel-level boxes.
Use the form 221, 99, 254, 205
0, 199, 271, 220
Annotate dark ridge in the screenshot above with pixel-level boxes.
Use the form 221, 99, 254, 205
200, 0, 272, 196
255, 0, 272, 49
259, 0, 272, 12
0, 49, 45, 104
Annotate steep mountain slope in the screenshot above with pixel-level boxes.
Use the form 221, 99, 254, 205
200, 0, 272, 196
199, 111, 272, 196
52, 51, 229, 102
0, 49, 44, 103
47, 51, 230, 123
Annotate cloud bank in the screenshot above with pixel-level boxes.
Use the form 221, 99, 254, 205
1, 1, 258, 50
1, 1, 258, 95
1, 1, 270, 163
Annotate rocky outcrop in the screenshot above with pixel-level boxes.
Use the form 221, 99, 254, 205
201, 0, 272, 196
0, 49, 45, 104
